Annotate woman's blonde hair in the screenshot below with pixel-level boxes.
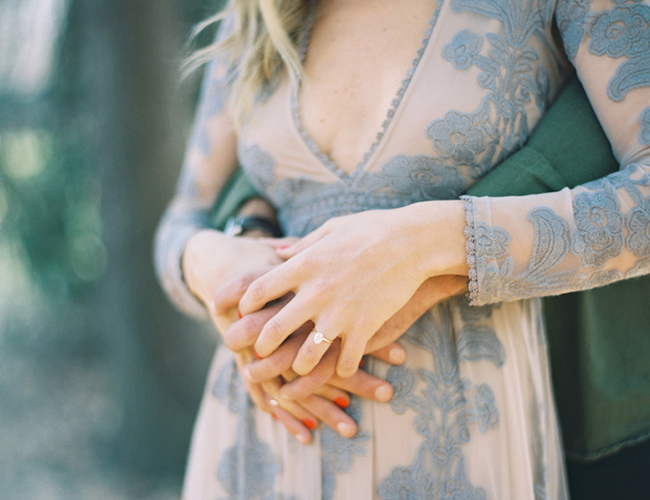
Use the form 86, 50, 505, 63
184, 0, 310, 125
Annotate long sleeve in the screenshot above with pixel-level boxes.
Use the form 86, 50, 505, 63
154, 19, 238, 319
463, 0, 650, 305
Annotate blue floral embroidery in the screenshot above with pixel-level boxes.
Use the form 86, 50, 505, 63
385, 364, 417, 414
238, 143, 277, 193
475, 223, 511, 258
465, 203, 580, 303
466, 162, 650, 304
378, 303, 504, 499
608, 53, 650, 102
212, 359, 292, 500
380, 154, 466, 199
458, 324, 506, 366
237, 145, 469, 237
627, 256, 650, 277
555, 0, 593, 59
588, 5, 650, 58
475, 384, 500, 434
443, 29, 484, 70
639, 106, 650, 144
217, 420, 282, 500
427, 111, 489, 164
320, 397, 369, 500
572, 189, 625, 267
626, 195, 650, 257
428, 0, 552, 180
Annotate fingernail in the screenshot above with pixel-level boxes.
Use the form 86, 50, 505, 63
389, 348, 405, 364
302, 418, 317, 430
358, 359, 364, 368
271, 413, 279, 420
375, 385, 392, 402
254, 350, 263, 360
337, 422, 354, 437
334, 397, 349, 409
238, 310, 242, 319
296, 433, 309, 444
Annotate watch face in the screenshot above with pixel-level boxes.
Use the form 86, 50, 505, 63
224, 218, 244, 237
224, 215, 281, 237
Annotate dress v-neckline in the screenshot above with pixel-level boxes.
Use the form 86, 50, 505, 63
290, 0, 444, 184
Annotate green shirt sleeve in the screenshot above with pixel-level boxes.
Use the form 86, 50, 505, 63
467, 73, 617, 197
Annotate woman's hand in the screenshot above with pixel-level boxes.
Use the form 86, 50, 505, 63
214, 269, 409, 403
228, 274, 467, 401
183, 230, 366, 441
238, 201, 468, 378
214, 266, 405, 438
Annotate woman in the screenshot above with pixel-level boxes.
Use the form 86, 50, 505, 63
155, 0, 650, 498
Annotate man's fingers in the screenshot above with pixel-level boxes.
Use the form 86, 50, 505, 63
329, 369, 393, 403
244, 328, 309, 382
280, 342, 339, 400
366, 342, 406, 365
222, 297, 292, 352
213, 267, 272, 316
366, 275, 467, 353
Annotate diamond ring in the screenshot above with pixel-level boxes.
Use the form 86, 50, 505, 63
311, 329, 334, 345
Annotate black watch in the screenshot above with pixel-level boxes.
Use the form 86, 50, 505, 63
224, 215, 283, 238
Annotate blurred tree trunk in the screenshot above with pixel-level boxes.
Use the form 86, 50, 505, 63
73, 0, 216, 475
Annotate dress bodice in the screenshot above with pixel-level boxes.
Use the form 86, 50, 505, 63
236, 0, 650, 308
238, 0, 568, 236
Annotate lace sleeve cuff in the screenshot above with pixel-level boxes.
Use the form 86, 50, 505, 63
462, 195, 480, 305
154, 214, 209, 320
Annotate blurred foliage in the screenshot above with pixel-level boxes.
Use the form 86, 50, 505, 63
0, 0, 225, 498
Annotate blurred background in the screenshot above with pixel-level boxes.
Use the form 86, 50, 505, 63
0, 0, 226, 498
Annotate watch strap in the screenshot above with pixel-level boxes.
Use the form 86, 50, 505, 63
224, 215, 283, 237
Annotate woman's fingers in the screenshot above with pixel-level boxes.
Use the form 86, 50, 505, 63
252, 296, 316, 357
259, 236, 300, 249
336, 333, 368, 378
312, 385, 350, 408
264, 395, 312, 445
260, 379, 320, 431
239, 263, 298, 316
280, 341, 340, 399
291, 328, 339, 376
276, 222, 332, 259
298, 395, 357, 438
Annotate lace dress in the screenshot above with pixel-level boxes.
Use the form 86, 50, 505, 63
155, 0, 650, 497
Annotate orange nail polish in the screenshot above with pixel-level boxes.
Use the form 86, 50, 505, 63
271, 413, 279, 420
302, 418, 317, 430
358, 359, 364, 368
238, 310, 242, 319
254, 350, 263, 360
334, 397, 349, 409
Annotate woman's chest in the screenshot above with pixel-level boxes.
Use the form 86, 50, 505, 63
298, 0, 436, 170
240, 0, 569, 193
